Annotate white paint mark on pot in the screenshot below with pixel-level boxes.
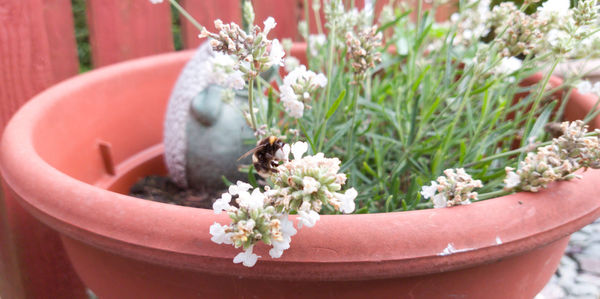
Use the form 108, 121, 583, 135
438, 243, 474, 256
496, 237, 503, 245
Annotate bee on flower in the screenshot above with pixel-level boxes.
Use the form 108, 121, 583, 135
209, 142, 356, 267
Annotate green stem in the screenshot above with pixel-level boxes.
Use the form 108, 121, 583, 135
521, 60, 559, 148
324, 22, 337, 111
313, 5, 324, 35
347, 80, 361, 148
463, 141, 549, 168
464, 131, 599, 168
257, 76, 279, 96
416, 202, 432, 209
346, 80, 361, 185
303, 0, 311, 35
436, 75, 476, 171
169, 0, 204, 32
477, 189, 510, 200
248, 77, 258, 134
256, 76, 265, 125
317, 21, 337, 151
366, 73, 372, 104
416, 0, 423, 38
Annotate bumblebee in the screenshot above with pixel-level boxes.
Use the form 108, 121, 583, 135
239, 136, 286, 177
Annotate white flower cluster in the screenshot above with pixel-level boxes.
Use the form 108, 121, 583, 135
576, 80, 600, 96
209, 54, 245, 90
324, 0, 372, 44
345, 26, 383, 78
494, 56, 523, 77
450, 0, 492, 45
378, 2, 397, 25
538, 0, 569, 21
573, 31, 600, 58
199, 17, 285, 78
489, 3, 546, 57
210, 181, 297, 267
537, 0, 578, 55
420, 168, 483, 208
504, 121, 600, 191
324, 0, 345, 28
281, 66, 327, 118
270, 142, 358, 221
554, 120, 600, 169
284, 56, 300, 72
308, 34, 327, 56
426, 0, 491, 51
337, 8, 373, 36
210, 142, 356, 267
503, 146, 574, 191
489, 0, 600, 57
434, 0, 598, 58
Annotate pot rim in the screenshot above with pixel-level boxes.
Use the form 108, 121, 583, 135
2, 49, 600, 281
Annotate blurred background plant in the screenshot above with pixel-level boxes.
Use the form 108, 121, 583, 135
71, 0, 91, 72
69, 0, 587, 72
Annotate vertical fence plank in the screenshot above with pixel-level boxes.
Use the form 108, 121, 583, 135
86, 0, 174, 67
254, 0, 303, 40
0, 0, 86, 297
0, 0, 52, 132
180, 0, 241, 49
43, 0, 79, 81
0, 0, 78, 131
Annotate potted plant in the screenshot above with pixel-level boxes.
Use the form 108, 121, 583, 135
1, 0, 600, 297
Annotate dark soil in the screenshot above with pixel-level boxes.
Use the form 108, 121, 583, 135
129, 175, 224, 209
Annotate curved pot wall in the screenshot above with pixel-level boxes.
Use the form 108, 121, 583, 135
1, 49, 600, 298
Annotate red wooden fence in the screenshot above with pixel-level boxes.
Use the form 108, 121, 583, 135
0, 1, 83, 297
0, 0, 448, 298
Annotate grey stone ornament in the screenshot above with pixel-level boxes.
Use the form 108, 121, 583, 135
163, 43, 253, 190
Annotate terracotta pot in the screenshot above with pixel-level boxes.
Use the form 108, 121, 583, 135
1, 48, 600, 299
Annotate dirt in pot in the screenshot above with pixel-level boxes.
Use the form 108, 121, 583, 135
129, 176, 225, 209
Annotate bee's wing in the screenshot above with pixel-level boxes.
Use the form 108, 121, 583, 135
237, 144, 266, 161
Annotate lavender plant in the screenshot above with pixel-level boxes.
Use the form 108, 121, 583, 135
153, 0, 600, 266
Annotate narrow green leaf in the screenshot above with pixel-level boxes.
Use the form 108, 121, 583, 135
326, 89, 346, 120
362, 161, 378, 178
247, 165, 258, 188
459, 140, 466, 165
377, 11, 411, 33
266, 87, 274, 123
527, 103, 555, 141
221, 176, 234, 187
356, 206, 369, 214
385, 195, 394, 212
